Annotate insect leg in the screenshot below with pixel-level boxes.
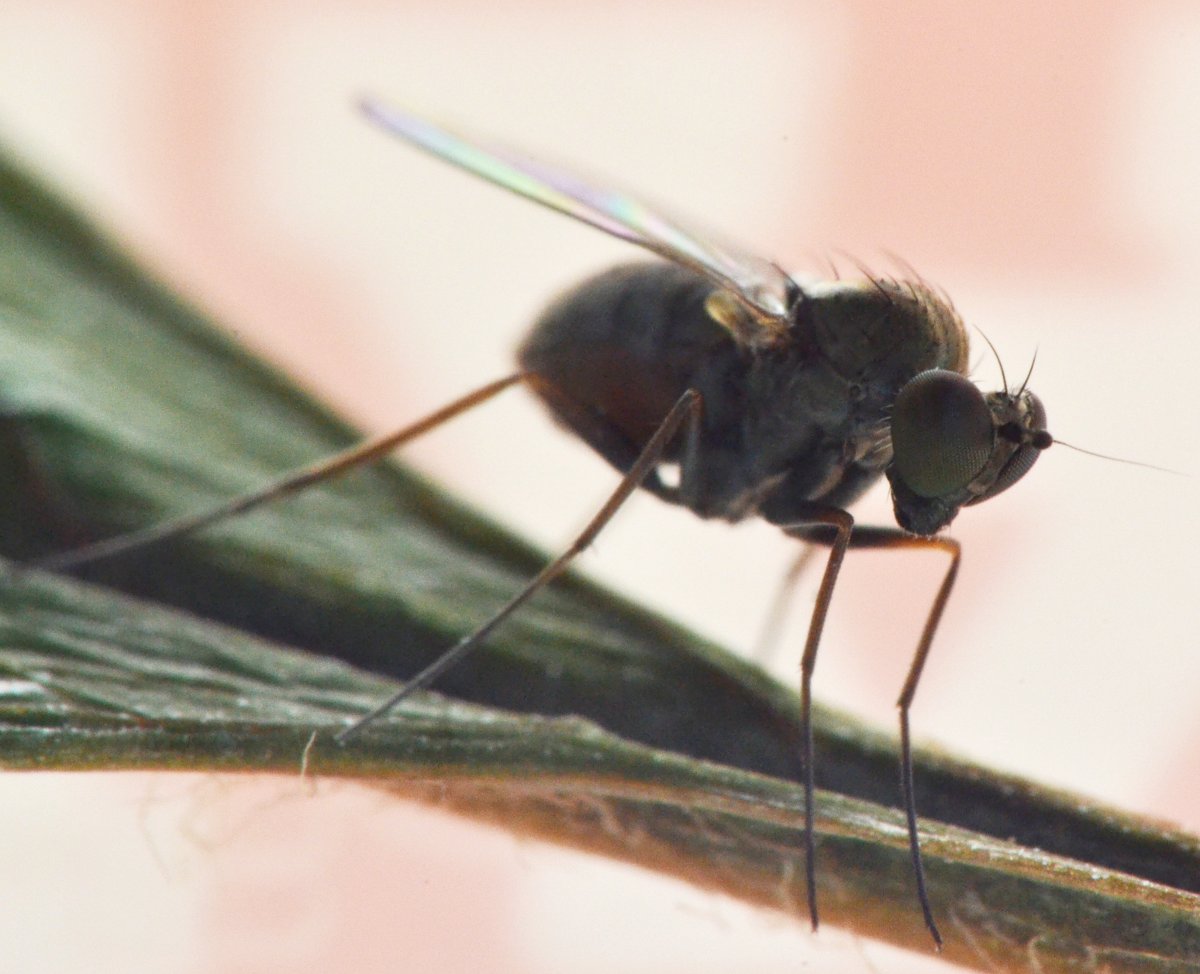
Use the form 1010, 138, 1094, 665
750, 543, 818, 665
20, 374, 525, 574
777, 506, 855, 933
334, 386, 705, 744
817, 524, 960, 950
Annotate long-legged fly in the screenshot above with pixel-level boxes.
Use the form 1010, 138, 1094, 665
30, 97, 1053, 948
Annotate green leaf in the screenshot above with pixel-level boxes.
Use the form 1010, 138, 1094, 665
1, 142, 1198, 972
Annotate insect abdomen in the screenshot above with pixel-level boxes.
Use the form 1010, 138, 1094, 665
517, 262, 736, 475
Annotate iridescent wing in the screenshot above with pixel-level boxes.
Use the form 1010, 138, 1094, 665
361, 97, 793, 339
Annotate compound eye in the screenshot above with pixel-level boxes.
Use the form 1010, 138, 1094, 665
891, 370, 993, 499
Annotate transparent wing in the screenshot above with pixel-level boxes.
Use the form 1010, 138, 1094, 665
361, 97, 793, 330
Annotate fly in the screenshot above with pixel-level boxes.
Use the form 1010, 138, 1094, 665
28, 97, 1054, 949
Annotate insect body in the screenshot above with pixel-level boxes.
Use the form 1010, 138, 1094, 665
34, 98, 1054, 949
523, 261, 976, 529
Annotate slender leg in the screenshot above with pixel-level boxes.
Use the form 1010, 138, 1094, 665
778, 506, 856, 933
787, 521, 959, 949
849, 526, 958, 951
334, 387, 704, 744
750, 544, 818, 665
21, 374, 525, 573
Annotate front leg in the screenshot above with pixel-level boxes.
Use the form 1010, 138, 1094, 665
780, 519, 959, 950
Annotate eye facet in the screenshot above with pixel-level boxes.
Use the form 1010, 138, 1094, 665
890, 370, 994, 499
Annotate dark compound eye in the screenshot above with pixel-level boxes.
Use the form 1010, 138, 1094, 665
891, 370, 993, 499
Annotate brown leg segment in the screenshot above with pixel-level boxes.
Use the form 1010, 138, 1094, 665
20, 370, 702, 747
750, 543, 818, 665
779, 506, 855, 933
334, 386, 705, 743
22, 374, 526, 573
782, 519, 959, 949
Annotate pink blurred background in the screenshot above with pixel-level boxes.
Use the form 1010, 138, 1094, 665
0, 2, 1197, 971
